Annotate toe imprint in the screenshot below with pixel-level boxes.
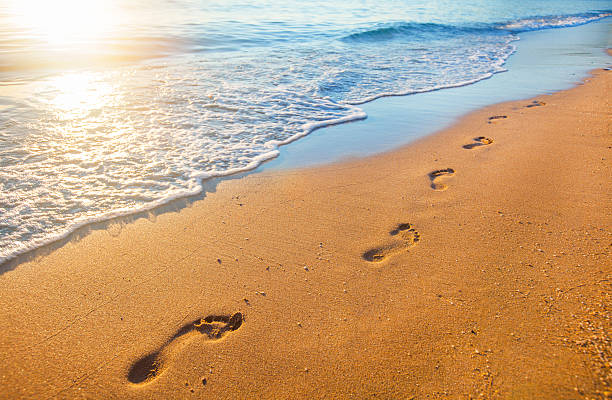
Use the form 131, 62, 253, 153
526, 100, 546, 108
487, 115, 507, 124
127, 312, 243, 385
363, 223, 420, 263
463, 136, 493, 149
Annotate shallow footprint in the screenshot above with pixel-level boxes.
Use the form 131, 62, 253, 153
363, 223, 420, 263
428, 168, 455, 191
526, 100, 546, 108
127, 312, 243, 385
463, 136, 494, 149
487, 115, 507, 124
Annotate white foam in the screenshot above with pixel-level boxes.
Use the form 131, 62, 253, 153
1, 11, 607, 267
500, 13, 612, 32
346, 40, 518, 105
0, 106, 368, 266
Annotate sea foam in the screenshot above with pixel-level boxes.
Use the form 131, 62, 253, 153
0, 3, 610, 265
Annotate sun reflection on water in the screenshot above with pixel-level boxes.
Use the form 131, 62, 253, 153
45, 73, 116, 121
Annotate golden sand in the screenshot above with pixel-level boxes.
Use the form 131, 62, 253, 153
0, 69, 610, 399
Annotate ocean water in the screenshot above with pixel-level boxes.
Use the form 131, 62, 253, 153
0, 1, 610, 264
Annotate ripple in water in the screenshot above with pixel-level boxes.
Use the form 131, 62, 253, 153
0, 0, 610, 263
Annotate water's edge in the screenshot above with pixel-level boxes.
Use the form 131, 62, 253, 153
1, 20, 610, 272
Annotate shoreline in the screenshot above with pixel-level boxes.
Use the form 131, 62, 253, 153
0, 65, 609, 398
0, 21, 612, 268
3, 19, 611, 268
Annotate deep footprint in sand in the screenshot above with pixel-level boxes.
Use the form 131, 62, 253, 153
428, 168, 455, 191
363, 223, 420, 263
127, 312, 243, 385
463, 136, 494, 149
487, 115, 507, 124
526, 100, 546, 108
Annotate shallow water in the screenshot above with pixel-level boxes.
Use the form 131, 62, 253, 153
0, 0, 611, 263
265, 20, 612, 169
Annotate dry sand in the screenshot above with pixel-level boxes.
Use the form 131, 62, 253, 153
0, 68, 610, 399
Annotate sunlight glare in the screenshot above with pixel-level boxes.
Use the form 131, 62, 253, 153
8, 0, 118, 45
45, 72, 116, 122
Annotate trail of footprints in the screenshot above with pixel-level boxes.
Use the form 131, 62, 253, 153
428, 110, 503, 191
125, 99, 549, 386
364, 101, 547, 262
127, 312, 243, 386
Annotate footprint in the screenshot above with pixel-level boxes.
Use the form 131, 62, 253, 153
363, 223, 420, 263
428, 168, 455, 191
525, 100, 546, 108
487, 115, 507, 124
463, 136, 494, 150
127, 312, 243, 385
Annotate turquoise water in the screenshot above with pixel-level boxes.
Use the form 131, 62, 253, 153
0, 0, 611, 264
265, 20, 612, 169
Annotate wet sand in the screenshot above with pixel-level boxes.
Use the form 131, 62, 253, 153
0, 68, 610, 399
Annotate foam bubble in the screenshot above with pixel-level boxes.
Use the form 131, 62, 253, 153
0, 7, 610, 265
500, 12, 612, 32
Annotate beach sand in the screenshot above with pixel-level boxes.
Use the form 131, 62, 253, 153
0, 68, 610, 399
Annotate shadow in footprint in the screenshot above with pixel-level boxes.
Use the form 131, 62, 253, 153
463, 136, 494, 150
128, 312, 243, 385
428, 168, 455, 191
526, 100, 546, 108
487, 115, 507, 124
363, 223, 420, 263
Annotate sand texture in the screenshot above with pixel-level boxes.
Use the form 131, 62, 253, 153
0, 69, 610, 399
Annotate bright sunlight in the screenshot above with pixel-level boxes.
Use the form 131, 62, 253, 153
7, 0, 119, 45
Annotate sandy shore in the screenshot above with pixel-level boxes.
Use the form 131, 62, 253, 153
0, 68, 610, 399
